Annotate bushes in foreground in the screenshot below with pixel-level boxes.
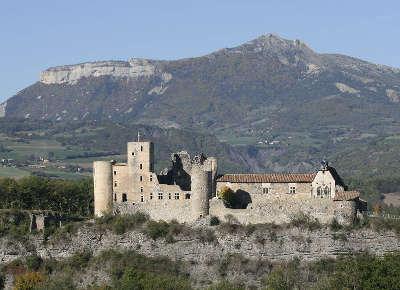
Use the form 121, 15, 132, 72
95, 212, 149, 234
3, 249, 400, 289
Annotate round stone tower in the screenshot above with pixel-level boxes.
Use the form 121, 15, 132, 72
93, 161, 113, 217
191, 163, 211, 218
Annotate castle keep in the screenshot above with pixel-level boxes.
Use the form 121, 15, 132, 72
93, 140, 365, 225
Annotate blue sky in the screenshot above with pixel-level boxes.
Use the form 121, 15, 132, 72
1, 0, 399, 102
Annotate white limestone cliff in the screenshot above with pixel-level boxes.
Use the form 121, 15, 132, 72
40, 58, 161, 85
0, 101, 6, 118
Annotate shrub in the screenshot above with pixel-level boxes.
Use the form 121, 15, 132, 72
95, 212, 149, 234
330, 218, 343, 231
145, 220, 171, 240
117, 267, 192, 290
289, 213, 322, 231
197, 228, 216, 244
210, 216, 220, 226
217, 186, 236, 207
67, 250, 93, 270
37, 272, 74, 290
207, 281, 245, 290
14, 271, 45, 290
25, 255, 43, 271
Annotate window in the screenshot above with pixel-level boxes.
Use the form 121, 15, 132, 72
317, 186, 322, 197
174, 193, 180, 200
317, 186, 330, 198
140, 145, 143, 151
150, 193, 153, 200
262, 187, 269, 194
168, 193, 172, 199
114, 193, 117, 202
149, 175, 153, 182
122, 193, 127, 202
289, 186, 296, 194
158, 192, 163, 200
140, 176, 143, 182
114, 181, 117, 187
131, 152, 135, 156
140, 187, 143, 193
140, 164, 143, 169
185, 193, 191, 199
114, 171, 117, 175
141, 195, 144, 202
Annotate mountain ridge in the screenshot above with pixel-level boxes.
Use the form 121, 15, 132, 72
2, 33, 400, 177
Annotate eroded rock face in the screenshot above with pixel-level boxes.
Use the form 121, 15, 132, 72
0, 225, 399, 289
386, 89, 400, 103
40, 58, 161, 85
0, 101, 6, 118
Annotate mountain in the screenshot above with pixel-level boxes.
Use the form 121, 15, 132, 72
2, 34, 400, 177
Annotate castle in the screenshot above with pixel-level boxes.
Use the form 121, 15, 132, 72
93, 140, 366, 225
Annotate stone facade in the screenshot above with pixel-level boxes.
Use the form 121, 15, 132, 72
93, 140, 365, 225
93, 140, 216, 221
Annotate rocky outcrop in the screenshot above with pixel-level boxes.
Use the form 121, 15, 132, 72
1, 225, 399, 264
0, 224, 399, 288
0, 101, 6, 118
386, 89, 400, 103
40, 58, 165, 84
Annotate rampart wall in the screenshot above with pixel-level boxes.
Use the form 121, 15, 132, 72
114, 199, 194, 223
209, 195, 356, 225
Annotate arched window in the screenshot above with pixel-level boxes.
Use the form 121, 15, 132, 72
323, 186, 330, 196
122, 193, 127, 202
317, 186, 322, 196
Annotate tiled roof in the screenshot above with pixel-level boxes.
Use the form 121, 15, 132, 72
333, 191, 360, 201
216, 173, 316, 183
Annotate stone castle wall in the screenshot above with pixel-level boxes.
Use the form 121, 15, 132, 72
114, 199, 194, 223
209, 195, 356, 225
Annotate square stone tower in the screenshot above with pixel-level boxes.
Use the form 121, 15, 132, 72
127, 141, 155, 198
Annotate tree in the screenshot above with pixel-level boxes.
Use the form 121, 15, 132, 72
217, 186, 236, 208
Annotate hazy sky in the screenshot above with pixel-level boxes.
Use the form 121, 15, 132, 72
1, 0, 399, 102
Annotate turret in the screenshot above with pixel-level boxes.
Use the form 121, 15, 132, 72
205, 157, 218, 197
191, 155, 211, 218
93, 161, 113, 217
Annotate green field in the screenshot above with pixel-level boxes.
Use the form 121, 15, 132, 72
0, 167, 30, 178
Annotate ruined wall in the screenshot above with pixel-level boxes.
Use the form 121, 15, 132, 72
209, 195, 356, 225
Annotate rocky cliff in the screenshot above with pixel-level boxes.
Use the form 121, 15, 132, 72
1, 223, 399, 288
40, 58, 167, 85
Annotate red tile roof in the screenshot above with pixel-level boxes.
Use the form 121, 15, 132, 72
217, 173, 316, 183
333, 191, 360, 201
